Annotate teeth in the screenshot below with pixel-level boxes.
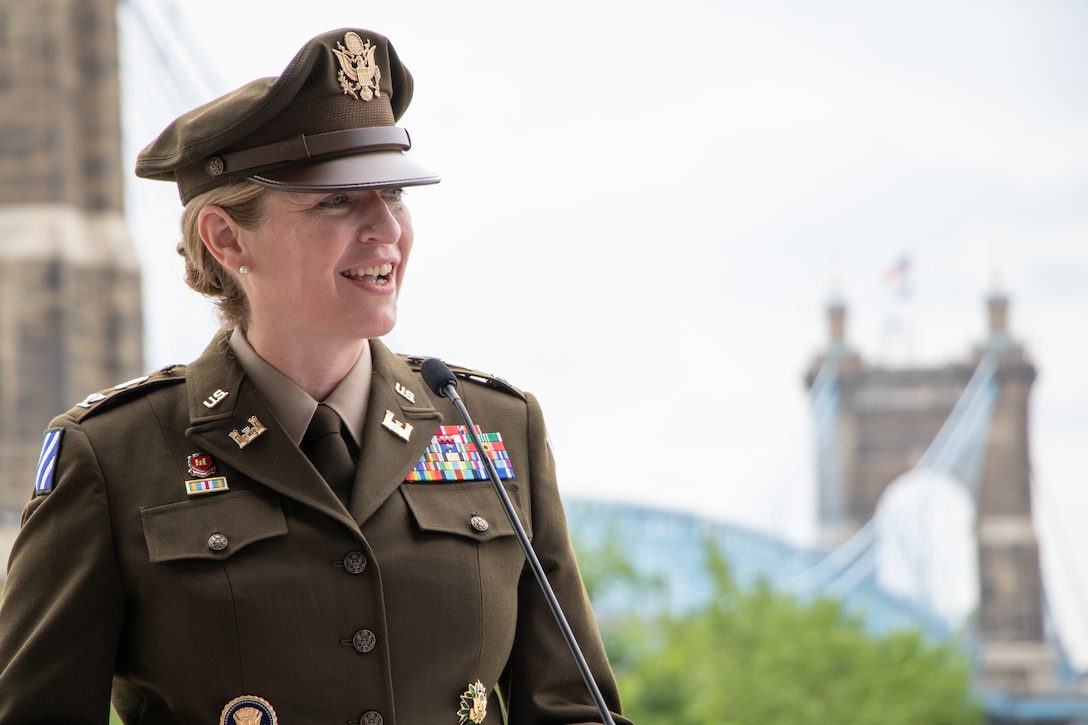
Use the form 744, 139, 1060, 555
343, 263, 393, 278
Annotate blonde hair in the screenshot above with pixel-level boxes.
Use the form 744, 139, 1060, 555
178, 181, 267, 331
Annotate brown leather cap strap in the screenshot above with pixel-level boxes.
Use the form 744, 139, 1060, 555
210, 126, 411, 177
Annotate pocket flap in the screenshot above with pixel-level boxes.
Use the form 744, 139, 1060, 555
402, 482, 521, 543
141, 489, 287, 563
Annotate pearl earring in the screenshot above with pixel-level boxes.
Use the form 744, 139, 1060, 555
239, 265, 249, 275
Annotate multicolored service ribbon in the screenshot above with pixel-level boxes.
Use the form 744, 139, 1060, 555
406, 425, 514, 482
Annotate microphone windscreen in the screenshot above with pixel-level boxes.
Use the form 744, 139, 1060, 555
421, 357, 457, 397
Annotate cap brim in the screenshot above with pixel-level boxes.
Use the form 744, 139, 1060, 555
249, 150, 440, 193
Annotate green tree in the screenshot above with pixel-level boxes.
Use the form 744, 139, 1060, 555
578, 539, 982, 725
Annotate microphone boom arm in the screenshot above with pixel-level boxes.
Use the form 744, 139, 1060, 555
423, 359, 617, 725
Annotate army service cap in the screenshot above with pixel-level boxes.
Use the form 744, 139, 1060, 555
135, 28, 440, 203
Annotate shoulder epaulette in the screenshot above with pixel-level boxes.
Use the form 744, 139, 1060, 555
68, 364, 188, 422
401, 355, 526, 400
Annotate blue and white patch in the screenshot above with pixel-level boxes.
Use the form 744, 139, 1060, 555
35, 427, 64, 496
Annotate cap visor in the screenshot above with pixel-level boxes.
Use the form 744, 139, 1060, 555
250, 151, 440, 192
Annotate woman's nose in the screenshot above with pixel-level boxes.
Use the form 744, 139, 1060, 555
356, 191, 401, 244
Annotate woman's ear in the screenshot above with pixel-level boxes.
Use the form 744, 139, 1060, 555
198, 205, 248, 272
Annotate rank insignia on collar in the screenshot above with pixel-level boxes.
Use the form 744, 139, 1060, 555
187, 452, 217, 478
382, 409, 413, 442
458, 680, 488, 724
220, 695, 278, 725
228, 416, 267, 449
406, 425, 514, 482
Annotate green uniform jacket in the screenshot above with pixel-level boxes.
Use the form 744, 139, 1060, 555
0, 333, 630, 725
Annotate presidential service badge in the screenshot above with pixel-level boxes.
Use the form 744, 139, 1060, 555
458, 680, 488, 724
220, 695, 277, 725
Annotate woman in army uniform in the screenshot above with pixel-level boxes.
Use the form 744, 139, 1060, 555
0, 27, 631, 725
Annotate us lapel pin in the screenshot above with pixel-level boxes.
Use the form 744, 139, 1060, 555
228, 416, 267, 449
203, 388, 229, 409
395, 381, 416, 404
382, 410, 413, 442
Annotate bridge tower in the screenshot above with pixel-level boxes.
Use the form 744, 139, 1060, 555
807, 290, 1069, 720
0, 0, 143, 529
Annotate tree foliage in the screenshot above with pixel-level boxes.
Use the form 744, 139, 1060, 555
577, 537, 983, 725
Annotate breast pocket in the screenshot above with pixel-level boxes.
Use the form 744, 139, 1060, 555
141, 488, 288, 563
401, 481, 524, 543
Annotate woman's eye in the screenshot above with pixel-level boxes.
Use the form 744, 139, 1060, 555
321, 195, 350, 208
381, 188, 405, 203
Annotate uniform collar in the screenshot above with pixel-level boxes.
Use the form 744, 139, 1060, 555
228, 329, 372, 447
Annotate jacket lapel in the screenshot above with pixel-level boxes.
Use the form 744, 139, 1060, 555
183, 332, 357, 529
350, 340, 443, 524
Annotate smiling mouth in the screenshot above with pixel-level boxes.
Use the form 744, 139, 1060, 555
342, 263, 393, 286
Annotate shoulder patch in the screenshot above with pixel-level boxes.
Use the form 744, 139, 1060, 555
69, 364, 187, 422
401, 355, 525, 400
34, 427, 64, 496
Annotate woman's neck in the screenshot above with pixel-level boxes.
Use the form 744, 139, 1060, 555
243, 326, 366, 401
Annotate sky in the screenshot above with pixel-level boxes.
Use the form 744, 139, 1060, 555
118, 0, 1088, 668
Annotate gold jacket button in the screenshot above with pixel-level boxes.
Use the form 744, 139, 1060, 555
361, 711, 383, 725
207, 532, 228, 551
470, 515, 489, 532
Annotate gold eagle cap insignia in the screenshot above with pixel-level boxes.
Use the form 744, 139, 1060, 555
333, 31, 382, 101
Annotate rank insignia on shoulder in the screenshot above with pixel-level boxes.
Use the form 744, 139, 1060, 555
405, 425, 514, 482
220, 695, 277, 725
458, 679, 489, 724
34, 427, 64, 496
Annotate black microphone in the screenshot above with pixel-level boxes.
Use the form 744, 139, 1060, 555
420, 357, 617, 725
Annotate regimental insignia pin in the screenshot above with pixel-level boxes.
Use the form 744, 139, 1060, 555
185, 476, 229, 496
220, 695, 278, 725
228, 416, 267, 449
394, 381, 416, 404
458, 680, 488, 724
332, 31, 381, 102
382, 410, 413, 442
203, 388, 229, 409
187, 452, 217, 478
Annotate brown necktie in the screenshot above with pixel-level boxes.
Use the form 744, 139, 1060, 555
301, 403, 357, 505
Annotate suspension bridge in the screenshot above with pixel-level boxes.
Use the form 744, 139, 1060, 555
28, 2, 1088, 722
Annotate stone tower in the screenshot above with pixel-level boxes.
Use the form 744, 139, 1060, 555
0, 0, 143, 523
808, 290, 1065, 717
